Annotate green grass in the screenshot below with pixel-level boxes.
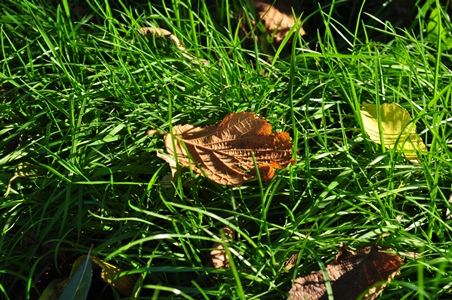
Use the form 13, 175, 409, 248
1, 0, 452, 299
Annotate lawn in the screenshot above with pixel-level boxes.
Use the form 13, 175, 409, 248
1, 0, 452, 299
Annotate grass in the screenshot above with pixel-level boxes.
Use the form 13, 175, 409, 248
1, 0, 452, 299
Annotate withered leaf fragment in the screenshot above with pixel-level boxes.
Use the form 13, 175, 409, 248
210, 226, 235, 269
283, 253, 299, 272
288, 243, 403, 300
162, 112, 295, 186
137, 27, 185, 51
91, 257, 139, 297
138, 27, 208, 65
254, 0, 305, 43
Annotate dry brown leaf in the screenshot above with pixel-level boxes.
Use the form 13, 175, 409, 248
162, 112, 295, 186
288, 243, 403, 300
91, 257, 138, 297
211, 226, 235, 269
253, 0, 305, 43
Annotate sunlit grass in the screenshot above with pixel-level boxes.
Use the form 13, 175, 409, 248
0, 0, 451, 299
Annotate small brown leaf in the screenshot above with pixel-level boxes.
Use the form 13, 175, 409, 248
211, 226, 235, 269
254, 0, 305, 43
288, 243, 403, 300
162, 112, 295, 186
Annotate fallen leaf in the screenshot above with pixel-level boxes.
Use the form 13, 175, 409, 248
162, 112, 295, 186
360, 102, 427, 164
253, 0, 305, 43
91, 257, 138, 297
211, 226, 235, 269
288, 243, 403, 300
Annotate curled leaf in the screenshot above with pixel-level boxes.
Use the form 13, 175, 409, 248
211, 226, 235, 269
288, 243, 403, 300
162, 112, 295, 186
360, 102, 427, 164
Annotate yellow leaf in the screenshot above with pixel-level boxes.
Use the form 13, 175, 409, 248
91, 257, 138, 297
360, 103, 427, 164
